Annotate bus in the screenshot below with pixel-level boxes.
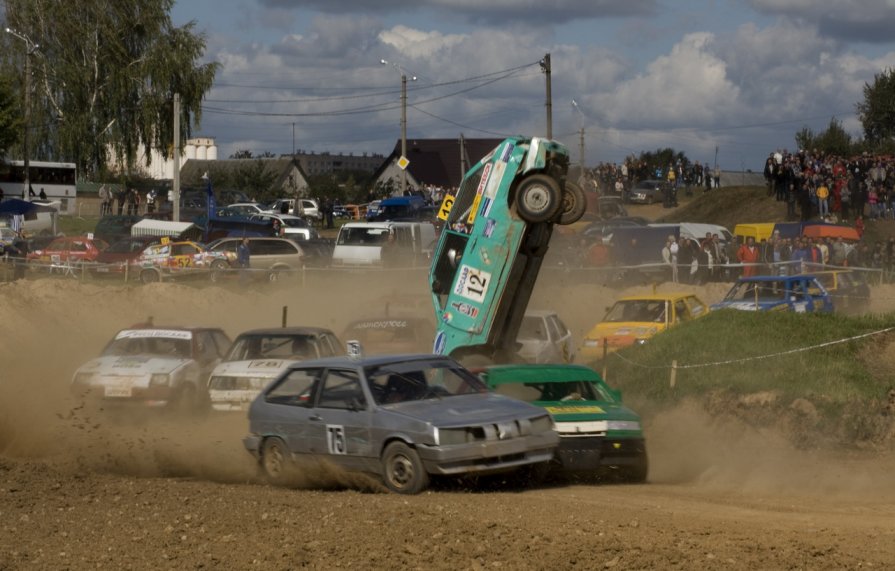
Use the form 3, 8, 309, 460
0, 160, 78, 214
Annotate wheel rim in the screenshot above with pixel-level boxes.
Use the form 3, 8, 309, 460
522, 185, 552, 214
264, 443, 285, 478
387, 453, 415, 489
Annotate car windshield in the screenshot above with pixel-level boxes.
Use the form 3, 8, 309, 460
103, 333, 192, 358
225, 333, 320, 361
493, 380, 615, 403
366, 360, 486, 404
604, 300, 666, 323
280, 217, 309, 228
725, 281, 787, 302
517, 316, 548, 341
337, 227, 389, 246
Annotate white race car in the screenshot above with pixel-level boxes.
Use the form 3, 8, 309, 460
71, 326, 232, 414
207, 327, 343, 412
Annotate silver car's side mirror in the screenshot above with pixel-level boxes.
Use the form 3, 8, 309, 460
447, 248, 459, 268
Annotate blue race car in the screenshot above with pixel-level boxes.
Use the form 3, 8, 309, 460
712, 275, 834, 313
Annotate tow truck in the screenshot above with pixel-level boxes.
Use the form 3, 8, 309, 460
429, 136, 585, 364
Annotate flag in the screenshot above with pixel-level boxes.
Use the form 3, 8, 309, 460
205, 175, 216, 242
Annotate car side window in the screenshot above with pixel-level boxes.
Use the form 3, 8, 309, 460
546, 316, 562, 340
195, 331, 221, 363
687, 298, 706, 317
674, 300, 690, 322
318, 369, 365, 410
210, 331, 232, 356
266, 368, 322, 407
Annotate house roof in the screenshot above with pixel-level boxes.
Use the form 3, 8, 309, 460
375, 138, 505, 190
180, 158, 308, 190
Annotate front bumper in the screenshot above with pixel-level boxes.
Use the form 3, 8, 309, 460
71, 383, 177, 408
555, 436, 647, 472
417, 431, 559, 476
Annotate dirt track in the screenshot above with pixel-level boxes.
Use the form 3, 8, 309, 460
3, 272, 895, 569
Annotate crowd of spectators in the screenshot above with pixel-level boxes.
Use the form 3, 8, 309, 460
589, 159, 721, 195
763, 149, 895, 223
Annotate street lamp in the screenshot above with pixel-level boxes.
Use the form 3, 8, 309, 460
5, 27, 39, 202
380, 58, 416, 195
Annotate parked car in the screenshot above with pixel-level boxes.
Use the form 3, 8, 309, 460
248, 213, 318, 241
207, 236, 305, 282
93, 215, 143, 245
365, 200, 382, 220
369, 196, 427, 221
133, 240, 230, 284
481, 364, 647, 481
26, 236, 109, 273
799, 270, 869, 315
712, 275, 834, 313
579, 293, 709, 360
243, 354, 559, 494
71, 325, 232, 414
516, 310, 573, 363
341, 317, 436, 355
332, 221, 435, 267
218, 203, 265, 217
581, 216, 649, 244
0, 227, 18, 250
429, 136, 584, 363
628, 180, 668, 204
91, 236, 159, 279
264, 198, 322, 220
207, 327, 343, 412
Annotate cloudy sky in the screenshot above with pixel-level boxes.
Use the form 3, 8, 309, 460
171, 0, 895, 171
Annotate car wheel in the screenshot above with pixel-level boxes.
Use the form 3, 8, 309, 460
515, 174, 562, 223
381, 441, 429, 494
517, 461, 552, 486
140, 269, 160, 284
261, 437, 292, 486
558, 181, 587, 225
209, 260, 228, 282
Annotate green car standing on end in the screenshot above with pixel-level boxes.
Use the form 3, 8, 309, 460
481, 363, 648, 482
429, 136, 586, 364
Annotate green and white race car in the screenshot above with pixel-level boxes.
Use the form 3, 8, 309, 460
480, 363, 648, 482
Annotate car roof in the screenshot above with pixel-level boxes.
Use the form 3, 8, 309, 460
235, 327, 336, 337
523, 309, 558, 318
736, 275, 817, 282
484, 364, 603, 384
617, 293, 700, 302
284, 353, 453, 370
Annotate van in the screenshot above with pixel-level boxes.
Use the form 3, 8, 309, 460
264, 198, 321, 220
206, 236, 305, 281
733, 223, 776, 243
332, 221, 436, 267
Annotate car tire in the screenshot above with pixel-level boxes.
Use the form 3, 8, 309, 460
140, 269, 160, 284
261, 437, 292, 486
209, 260, 228, 282
518, 461, 552, 486
381, 441, 429, 494
515, 174, 562, 223
558, 181, 587, 225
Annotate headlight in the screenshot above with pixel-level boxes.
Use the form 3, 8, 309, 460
529, 415, 555, 434
150, 373, 170, 386
583, 338, 599, 347
635, 339, 648, 346
73, 371, 93, 384
606, 420, 641, 432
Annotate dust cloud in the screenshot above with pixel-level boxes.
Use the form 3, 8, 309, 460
1, 269, 895, 497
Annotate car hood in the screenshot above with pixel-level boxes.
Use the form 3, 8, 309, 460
212, 359, 297, 377
537, 400, 643, 435
590, 322, 663, 339
384, 392, 545, 427
515, 338, 548, 357
711, 301, 762, 311
76, 355, 192, 375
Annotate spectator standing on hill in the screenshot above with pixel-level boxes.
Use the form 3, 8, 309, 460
661, 235, 679, 283
868, 187, 879, 219
737, 236, 760, 277
764, 155, 777, 198
840, 177, 851, 221
830, 237, 847, 267
816, 179, 830, 219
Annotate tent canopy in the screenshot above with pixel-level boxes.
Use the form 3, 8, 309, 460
0, 198, 58, 215
802, 224, 860, 241
130, 219, 201, 241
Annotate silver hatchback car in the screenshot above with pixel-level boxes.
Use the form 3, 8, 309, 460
207, 236, 304, 281
244, 354, 559, 494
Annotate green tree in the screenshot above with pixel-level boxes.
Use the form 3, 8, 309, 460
232, 159, 279, 202
856, 68, 895, 148
3, 0, 219, 178
0, 75, 21, 161
794, 117, 855, 157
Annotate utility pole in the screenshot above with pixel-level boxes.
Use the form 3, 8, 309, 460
173, 93, 181, 222
540, 53, 552, 139
5, 28, 39, 201
292, 122, 295, 156
401, 73, 408, 195
459, 134, 468, 180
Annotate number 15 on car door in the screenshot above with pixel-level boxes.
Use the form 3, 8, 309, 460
453, 265, 492, 304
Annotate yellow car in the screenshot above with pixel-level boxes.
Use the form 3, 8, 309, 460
579, 293, 709, 360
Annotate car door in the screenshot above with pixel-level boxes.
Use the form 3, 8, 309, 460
260, 367, 324, 456
304, 368, 372, 471
548, 315, 573, 362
